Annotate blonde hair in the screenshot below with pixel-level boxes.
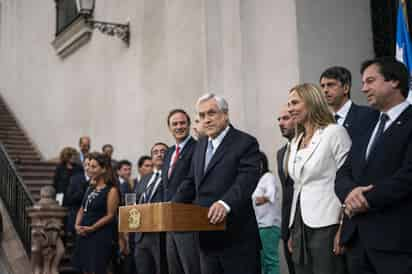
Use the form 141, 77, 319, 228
289, 83, 334, 135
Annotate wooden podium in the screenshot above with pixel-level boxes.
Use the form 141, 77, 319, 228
118, 202, 226, 232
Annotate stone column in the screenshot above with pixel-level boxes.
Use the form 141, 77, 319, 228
27, 186, 67, 274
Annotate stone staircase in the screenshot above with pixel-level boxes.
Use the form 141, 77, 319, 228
0, 97, 56, 202
0, 95, 76, 273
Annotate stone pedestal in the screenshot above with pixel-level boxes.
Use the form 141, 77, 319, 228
27, 186, 67, 274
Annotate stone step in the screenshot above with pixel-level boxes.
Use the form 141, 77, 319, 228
0, 133, 29, 143
0, 117, 16, 123
20, 172, 54, 180
2, 139, 32, 146
15, 159, 56, 166
4, 143, 34, 151
17, 164, 56, 173
5, 148, 38, 155
23, 180, 53, 186
10, 154, 41, 162
0, 130, 25, 136
0, 123, 18, 129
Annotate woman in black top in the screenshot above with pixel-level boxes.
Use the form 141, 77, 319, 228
53, 147, 82, 204
73, 152, 120, 274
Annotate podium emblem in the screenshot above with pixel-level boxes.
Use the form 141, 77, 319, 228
128, 208, 141, 229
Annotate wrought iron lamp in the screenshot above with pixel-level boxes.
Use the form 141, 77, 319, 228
76, 0, 130, 45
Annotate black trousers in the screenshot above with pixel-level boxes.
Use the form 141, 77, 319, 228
166, 232, 200, 274
134, 233, 168, 274
199, 242, 260, 274
346, 234, 412, 274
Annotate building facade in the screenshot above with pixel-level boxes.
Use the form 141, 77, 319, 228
0, 0, 373, 165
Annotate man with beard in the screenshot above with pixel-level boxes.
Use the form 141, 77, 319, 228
276, 105, 296, 274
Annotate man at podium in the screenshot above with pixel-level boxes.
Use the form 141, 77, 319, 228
173, 93, 261, 274
134, 142, 169, 274
162, 109, 200, 274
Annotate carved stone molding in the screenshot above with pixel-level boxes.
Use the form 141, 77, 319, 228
51, 16, 92, 58
27, 186, 67, 274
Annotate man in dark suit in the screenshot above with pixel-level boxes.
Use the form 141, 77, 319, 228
162, 109, 200, 274
78, 136, 91, 163
117, 160, 133, 204
320, 66, 379, 272
173, 93, 261, 274
335, 57, 412, 274
320, 66, 379, 137
276, 105, 295, 274
134, 142, 169, 274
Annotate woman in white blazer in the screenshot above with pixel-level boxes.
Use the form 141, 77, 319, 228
287, 83, 351, 274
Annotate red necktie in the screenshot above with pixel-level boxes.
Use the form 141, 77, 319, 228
168, 146, 180, 178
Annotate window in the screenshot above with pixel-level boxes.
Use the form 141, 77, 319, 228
55, 0, 79, 35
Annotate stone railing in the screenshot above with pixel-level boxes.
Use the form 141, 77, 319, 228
27, 186, 67, 274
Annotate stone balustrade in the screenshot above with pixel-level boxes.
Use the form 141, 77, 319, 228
27, 186, 67, 274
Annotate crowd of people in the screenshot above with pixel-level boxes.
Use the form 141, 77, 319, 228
52, 56, 412, 274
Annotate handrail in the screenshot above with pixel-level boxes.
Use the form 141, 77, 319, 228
0, 142, 34, 255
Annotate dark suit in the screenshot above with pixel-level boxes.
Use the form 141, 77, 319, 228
276, 145, 295, 274
118, 179, 132, 206
161, 137, 200, 274
338, 103, 379, 245
340, 103, 379, 141
173, 127, 261, 274
134, 172, 168, 274
335, 104, 412, 274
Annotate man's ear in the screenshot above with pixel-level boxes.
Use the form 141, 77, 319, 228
391, 80, 400, 90
343, 84, 350, 96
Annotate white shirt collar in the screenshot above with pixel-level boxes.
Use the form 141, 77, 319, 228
84, 173, 90, 181
335, 100, 352, 121
384, 100, 410, 123
208, 125, 230, 152
118, 177, 126, 184
176, 135, 191, 151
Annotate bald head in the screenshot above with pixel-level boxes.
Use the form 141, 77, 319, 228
277, 105, 295, 140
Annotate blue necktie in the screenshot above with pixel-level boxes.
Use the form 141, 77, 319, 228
366, 113, 389, 160
204, 140, 214, 171
141, 171, 160, 203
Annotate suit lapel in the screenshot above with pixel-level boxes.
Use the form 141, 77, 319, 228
366, 105, 412, 163
277, 146, 287, 183
343, 104, 356, 130
196, 137, 208, 181
293, 128, 324, 179
163, 146, 174, 186
168, 139, 194, 181
202, 128, 233, 180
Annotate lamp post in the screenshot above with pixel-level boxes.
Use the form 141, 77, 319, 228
76, 0, 130, 45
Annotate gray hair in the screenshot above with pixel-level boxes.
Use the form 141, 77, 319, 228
196, 93, 229, 113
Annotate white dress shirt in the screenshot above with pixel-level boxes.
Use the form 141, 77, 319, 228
366, 100, 410, 158
168, 135, 192, 174
334, 100, 352, 125
252, 172, 281, 228
207, 126, 231, 212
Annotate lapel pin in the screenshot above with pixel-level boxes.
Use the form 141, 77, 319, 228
397, 121, 402, 125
